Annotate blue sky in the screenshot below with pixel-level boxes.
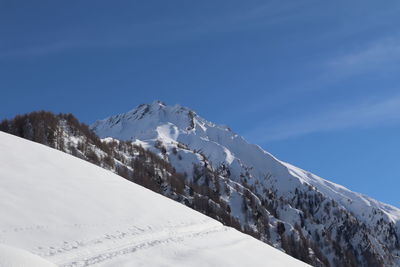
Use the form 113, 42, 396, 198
1, 1, 400, 207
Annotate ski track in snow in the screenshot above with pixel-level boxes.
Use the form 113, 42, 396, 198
44, 221, 226, 267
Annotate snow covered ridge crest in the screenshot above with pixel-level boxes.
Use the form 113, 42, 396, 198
92, 101, 400, 266
91, 100, 234, 141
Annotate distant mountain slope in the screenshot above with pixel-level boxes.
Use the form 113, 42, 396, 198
91, 101, 400, 267
0, 131, 307, 267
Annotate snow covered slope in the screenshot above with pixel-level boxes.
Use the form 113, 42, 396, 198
0, 131, 307, 267
92, 101, 400, 266
0, 244, 57, 267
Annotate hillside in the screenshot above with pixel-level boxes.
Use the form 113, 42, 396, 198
0, 131, 307, 266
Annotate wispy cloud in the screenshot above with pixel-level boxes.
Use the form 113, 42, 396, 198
0, 2, 308, 59
0, 42, 79, 59
236, 36, 400, 123
327, 38, 400, 78
0, 38, 142, 59
195, 1, 309, 33
245, 94, 400, 143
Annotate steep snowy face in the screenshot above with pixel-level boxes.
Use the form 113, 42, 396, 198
92, 101, 400, 266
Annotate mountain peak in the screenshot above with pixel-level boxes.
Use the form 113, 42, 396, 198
138, 100, 167, 112
152, 99, 166, 106
91, 101, 205, 141
123, 101, 195, 120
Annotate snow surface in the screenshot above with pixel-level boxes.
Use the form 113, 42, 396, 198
0, 244, 57, 267
0, 131, 307, 267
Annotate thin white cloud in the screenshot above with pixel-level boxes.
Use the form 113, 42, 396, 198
327, 38, 400, 78
0, 2, 308, 59
245, 94, 400, 143
236, 36, 400, 120
0, 42, 78, 58
0, 38, 138, 59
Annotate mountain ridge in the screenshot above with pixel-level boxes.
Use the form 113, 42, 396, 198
91, 101, 400, 266
92, 101, 400, 223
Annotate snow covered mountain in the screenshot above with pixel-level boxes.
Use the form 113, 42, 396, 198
92, 101, 400, 266
0, 131, 307, 267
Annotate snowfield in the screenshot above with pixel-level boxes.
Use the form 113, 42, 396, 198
0, 244, 57, 267
0, 131, 307, 266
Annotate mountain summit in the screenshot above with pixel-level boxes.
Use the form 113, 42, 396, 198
92, 100, 232, 140
92, 101, 400, 266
